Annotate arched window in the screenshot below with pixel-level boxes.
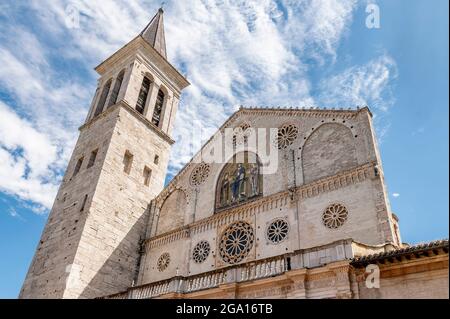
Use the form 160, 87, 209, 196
107, 70, 125, 107
152, 89, 165, 127
215, 151, 263, 211
93, 79, 112, 117
136, 76, 151, 114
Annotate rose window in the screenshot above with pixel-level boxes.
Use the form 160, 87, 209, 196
192, 240, 210, 263
157, 252, 170, 272
219, 221, 254, 264
266, 219, 289, 244
322, 204, 348, 229
275, 124, 299, 149
190, 163, 210, 186
232, 122, 253, 146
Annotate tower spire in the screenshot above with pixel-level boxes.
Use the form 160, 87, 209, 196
140, 8, 167, 59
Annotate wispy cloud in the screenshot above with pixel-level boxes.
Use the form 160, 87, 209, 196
0, 0, 397, 212
7, 207, 26, 221
317, 53, 398, 140
392, 193, 400, 198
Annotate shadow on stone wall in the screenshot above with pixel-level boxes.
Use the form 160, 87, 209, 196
79, 209, 149, 299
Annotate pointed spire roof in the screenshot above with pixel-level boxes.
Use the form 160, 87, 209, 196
140, 8, 167, 59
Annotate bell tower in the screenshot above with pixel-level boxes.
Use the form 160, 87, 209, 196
20, 8, 189, 299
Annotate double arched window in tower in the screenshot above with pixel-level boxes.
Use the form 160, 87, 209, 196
135, 76, 166, 127
136, 76, 151, 114
93, 71, 166, 127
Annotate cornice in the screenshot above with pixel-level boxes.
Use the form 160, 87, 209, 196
239, 105, 371, 118
79, 101, 175, 145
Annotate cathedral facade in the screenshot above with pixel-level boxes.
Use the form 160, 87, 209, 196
20, 9, 448, 299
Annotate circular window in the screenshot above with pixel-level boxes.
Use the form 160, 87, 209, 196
267, 219, 289, 244
232, 122, 253, 146
190, 163, 210, 186
322, 204, 348, 229
276, 124, 299, 149
157, 252, 170, 272
192, 240, 211, 263
219, 221, 255, 264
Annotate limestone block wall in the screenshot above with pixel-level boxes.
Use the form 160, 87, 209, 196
299, 178, 387, 248
156, 189, 187, 235
69, 104, 172, 298
21, 101, 174, 299
357, 266, 449, 299
20, 106, 118, 298
139, 233, 191, 283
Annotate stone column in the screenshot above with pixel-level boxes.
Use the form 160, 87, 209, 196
286, 269, 307, 299
159, 93, 172, 133
166, 96, 180, 136
329, 261, 353, 299
144, 82, 160, 122
121, 61, 141, 108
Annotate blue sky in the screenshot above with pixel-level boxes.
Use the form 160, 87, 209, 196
0, 0, 448, 298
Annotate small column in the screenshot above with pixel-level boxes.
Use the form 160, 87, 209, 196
166, 96, 180, 136
144, 82, 160, 122
160, 93, 173, 133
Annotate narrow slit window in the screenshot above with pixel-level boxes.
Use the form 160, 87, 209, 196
143, 166, 152, 186
108, 70, 125, 107
152, 89, 165, 127
80, 195, 88, 212
123, 151, 133, 174
73, 157, 84, 177
154, 155, 159, 165
136, 77, 151, 114
87, 149, 98, 168
94, 79, 112, 117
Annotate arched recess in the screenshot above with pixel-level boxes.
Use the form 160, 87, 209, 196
302, 123, 357, 183
215, 151, 263, 212
156, 189, 187, 235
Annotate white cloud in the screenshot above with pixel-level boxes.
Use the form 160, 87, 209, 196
165, 0, 359, 173
317, 54, 397, 139
318, 54, 397, 110
0, 0, 397, 211
7, 207, 26, 221
0, 102, 59, 209
392, 193, 400, 198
